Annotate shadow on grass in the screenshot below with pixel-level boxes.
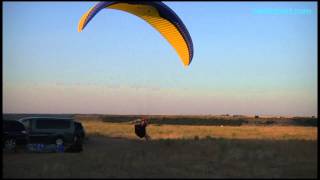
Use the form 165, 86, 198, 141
68, 135, 319, 178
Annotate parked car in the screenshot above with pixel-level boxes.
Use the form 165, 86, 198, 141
3, 120, 28, 151
18, 117, 77, 149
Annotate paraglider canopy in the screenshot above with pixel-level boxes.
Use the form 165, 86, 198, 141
78, 1, 194, 67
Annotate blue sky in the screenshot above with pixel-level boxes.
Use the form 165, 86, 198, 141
3, 2, 318, 116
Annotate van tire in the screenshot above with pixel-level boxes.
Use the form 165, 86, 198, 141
4, 138, 16, 151
55, 138, 64, 145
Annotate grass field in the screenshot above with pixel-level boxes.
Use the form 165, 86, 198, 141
2, 115, 318, 178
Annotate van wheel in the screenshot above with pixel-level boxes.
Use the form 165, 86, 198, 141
55, 138, 64, 146
4, 138, 16, 151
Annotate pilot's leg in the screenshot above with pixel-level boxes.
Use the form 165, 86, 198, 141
145, 133, 151, 141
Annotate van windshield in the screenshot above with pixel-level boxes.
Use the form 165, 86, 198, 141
3, 121, 25, 131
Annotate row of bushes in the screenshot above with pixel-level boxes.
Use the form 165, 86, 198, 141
99, 115, 317, 127
291, 117, 317, 127
3, 114, 317, 127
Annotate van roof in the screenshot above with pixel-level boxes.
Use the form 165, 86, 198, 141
18, 117, 74, 122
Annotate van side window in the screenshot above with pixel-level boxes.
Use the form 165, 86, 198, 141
36, 119, 70, 129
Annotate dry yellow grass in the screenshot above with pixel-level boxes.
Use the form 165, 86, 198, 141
82, 119, 317, 141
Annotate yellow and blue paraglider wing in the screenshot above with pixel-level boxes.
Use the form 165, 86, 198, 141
78, 2, 194, 67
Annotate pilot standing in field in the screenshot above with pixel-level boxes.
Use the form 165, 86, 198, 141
132, 117, 151, 141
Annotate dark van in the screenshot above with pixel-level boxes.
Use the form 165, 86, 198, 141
18, 117, 76, 148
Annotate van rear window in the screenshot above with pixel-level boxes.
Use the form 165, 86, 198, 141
36, 119, 70, 129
